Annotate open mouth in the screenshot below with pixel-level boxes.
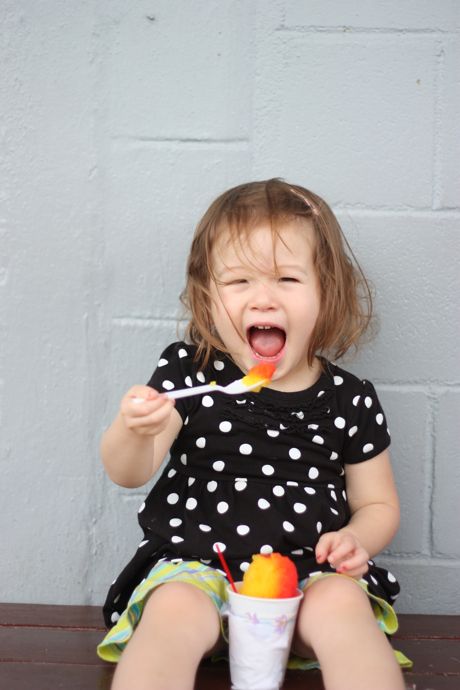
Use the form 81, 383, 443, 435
247, 325, 286, 360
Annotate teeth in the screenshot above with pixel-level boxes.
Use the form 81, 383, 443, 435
254, 325, 272, 330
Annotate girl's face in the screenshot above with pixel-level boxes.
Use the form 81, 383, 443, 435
209, 219, 321, 392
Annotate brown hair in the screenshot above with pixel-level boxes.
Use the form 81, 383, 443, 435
180, 178, 373, 368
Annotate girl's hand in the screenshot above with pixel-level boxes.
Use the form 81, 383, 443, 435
120, 386, 175, 437
315, 529, 369, 579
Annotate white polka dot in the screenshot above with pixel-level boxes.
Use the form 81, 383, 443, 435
217, 501, 229, 514
304, 486, 316, 495
267, 429, 279, 437
167, 469, 177, 478
138, 502, 145, 514
167, 493, 179, 505
294, 411, 304, 420
180, 454, 187, 465
158, 358, 168, 367
308, 467, 319, 479
376, 413, 384, 425
171, 535, 184, 544
199, 524, 211, 532
363, 443, 374, 453
213, 542, 226, 553
308, 423, 319, 430
316, 521, 323, 533
219, 421, 232, 433
287, 481, 298, 487
260, 544, 273, 555
235, 479, 247, 491
197, 372, 206, 383
184, 416, 189, 425
169, 518, 182, 527
352, 395, 361, 406
240, 561, 250, 572
330, 451, 339, 460
334, 376, 344, 386
317, 390, 325, 397
178, 348, 188, 358
196, 437, 206, 448
239, 443, 252, 455
237, 525, 250, 536
258, 498, 270, 510
330, 490, 337, 501
202, 395, 214, 407
185, 376, 193, 387
312, 435, 324, 445
387, 571, 396, 583
207, 481, 217, 492
213, 460, 225, 472
273, 485, 285, 497
111, 612, 120, 623
291, 549, 304, 556
188, 477, 195, 487
186, 497, 197, 510
280, 424, 288, 430
342, 490, 347, 500
334, 417, 346, 429
294, 502, 307, 514
214, 360, 225, 370
283, 521, 295, 532
162, 380, 175, 390
370, 575, 378, 586
330, 508, 339, 516
289, 448, 301, 460
262, 464, 275, 476
138, 540, 148, 548
348, 426, 358, 437
365, 396, 373, 408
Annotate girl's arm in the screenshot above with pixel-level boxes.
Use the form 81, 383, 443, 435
316, 449, 400, 576
101, 386, 183, 488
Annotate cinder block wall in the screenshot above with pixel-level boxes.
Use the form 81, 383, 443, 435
1, 1, 459, 614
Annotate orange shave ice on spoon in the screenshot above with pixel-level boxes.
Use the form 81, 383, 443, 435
240, 553, 299, 599
241, 362, 276, 392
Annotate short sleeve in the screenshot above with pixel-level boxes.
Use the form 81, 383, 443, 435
342, 380, 391, 464
146, 342, 199, 422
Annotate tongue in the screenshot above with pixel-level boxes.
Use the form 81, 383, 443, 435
249, 328, 285, 358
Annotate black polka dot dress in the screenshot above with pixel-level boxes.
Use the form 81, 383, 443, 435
102, 342, 400, 627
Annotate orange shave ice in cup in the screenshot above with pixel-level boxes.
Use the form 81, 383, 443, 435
240, 553, 299, 598
242, 362, 276, 392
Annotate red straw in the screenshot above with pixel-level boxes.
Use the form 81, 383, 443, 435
215, 544, 238, 593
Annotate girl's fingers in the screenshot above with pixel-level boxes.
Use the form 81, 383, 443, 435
327, 541, 356, 567
336, 551, 369, 576
315, 533, 337, 563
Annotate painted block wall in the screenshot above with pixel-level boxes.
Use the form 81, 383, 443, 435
1, 1, 459, 615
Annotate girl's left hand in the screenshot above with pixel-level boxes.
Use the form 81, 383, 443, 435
315, 529, 369, 579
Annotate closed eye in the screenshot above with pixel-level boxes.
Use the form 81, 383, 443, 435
279, 276, 300, 283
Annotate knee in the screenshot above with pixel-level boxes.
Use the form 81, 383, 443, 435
299, 575, 371, 623
143, 581, 214, 623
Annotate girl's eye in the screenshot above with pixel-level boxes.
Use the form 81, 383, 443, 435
223, 279, 248, 286
279, 276, 299, 283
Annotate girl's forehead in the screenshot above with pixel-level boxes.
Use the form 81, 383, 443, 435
211, 219, 315, 270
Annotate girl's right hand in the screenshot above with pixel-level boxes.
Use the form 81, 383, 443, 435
120, 386, 175, 437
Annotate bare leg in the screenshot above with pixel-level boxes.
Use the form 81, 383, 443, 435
111, 581, 223, 690
293, 576, 405, 690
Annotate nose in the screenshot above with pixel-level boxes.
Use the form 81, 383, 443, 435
249, 281, 277, 311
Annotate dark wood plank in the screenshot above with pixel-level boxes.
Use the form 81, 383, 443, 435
0, 627, 103, 664
396, 638, 460, 675
0, 603, 105, 630
395, 614, 460, 639
0, 662, 114, 690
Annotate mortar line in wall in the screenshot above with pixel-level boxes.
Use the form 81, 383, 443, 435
276, 26, 459, 36
333, 205, 460, 215
426, 389, 438, 558
432, 38, 445, 210
110, 135, 250, 150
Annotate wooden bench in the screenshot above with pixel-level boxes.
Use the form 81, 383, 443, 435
1, 603, 459, 689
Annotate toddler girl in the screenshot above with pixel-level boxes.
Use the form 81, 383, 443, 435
97, 179, 408, 690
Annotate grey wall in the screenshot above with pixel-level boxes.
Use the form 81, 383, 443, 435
1, 1, 459, 614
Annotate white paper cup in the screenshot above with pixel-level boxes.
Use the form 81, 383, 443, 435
226, 582, 304, 690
